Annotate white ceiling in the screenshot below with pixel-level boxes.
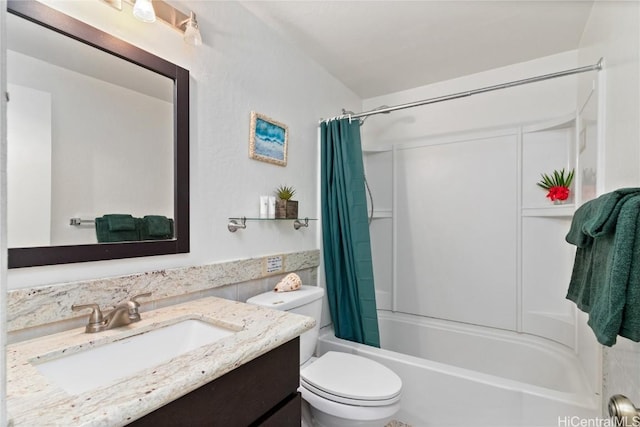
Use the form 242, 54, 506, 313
240, 1, 595, 99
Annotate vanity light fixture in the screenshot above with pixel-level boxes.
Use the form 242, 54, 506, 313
132, 0, 156, 23
182, 12, 202, 46
100, 0, 203, 46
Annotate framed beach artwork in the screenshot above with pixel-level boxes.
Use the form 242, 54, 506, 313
249, 111, 288, 166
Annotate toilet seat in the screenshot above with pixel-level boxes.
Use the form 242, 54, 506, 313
300, 352, 402, 407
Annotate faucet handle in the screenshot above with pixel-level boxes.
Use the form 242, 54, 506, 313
131, 292, 152, 306
72, 303, 106, 333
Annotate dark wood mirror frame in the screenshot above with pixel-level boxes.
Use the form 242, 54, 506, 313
7, 0, 190, 268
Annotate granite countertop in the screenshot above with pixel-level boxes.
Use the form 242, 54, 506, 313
7, 297, 315, 426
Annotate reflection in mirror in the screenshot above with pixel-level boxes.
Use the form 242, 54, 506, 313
7, 0, 190, 268
7, 13, 174, 247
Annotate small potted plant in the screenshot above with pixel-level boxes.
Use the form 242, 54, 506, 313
537, 168, 575, 204
275, 185, 298, 219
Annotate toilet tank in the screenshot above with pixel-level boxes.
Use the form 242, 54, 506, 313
246, 285, 324, 364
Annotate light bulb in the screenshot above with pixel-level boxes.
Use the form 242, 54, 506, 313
183, 12, 202, 46
133, 0, 156, 23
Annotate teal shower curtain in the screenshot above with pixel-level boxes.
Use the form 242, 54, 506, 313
320, 118, 380, 347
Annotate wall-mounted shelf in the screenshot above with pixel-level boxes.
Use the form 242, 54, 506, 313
227, 217, 317, 232
521, 205, 575, 218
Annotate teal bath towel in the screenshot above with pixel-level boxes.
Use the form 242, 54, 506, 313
566, 188, 640, 246
140, 215, 174, 240
566, 189, 640, 346
566, 189, 640, 312
95, 214, 140, 243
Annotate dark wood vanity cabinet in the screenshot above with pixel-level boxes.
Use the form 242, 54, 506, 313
128, 337, 301, 427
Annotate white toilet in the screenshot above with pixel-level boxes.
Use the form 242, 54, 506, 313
247, 285, 402, 427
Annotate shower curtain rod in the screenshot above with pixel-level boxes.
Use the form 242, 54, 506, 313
324, 58, 603, 123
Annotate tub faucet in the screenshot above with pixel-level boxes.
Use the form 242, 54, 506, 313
72, 293, 152, 333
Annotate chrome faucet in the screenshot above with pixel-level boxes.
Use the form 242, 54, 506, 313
72, 293, 151, 333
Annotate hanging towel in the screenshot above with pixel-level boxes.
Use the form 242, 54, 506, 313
566, 188, 640, 246
566, 189, 640, 311
140, 215, 174, 240
95, 214, 140, 243
566, 189, 640, 346
620, 216, 640, 342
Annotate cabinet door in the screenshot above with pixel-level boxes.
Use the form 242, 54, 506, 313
255, 393, 301, 427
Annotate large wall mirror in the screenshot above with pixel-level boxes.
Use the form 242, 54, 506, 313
7, 0, 190, 268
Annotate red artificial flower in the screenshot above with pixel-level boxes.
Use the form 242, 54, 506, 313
546, 186, 570, 201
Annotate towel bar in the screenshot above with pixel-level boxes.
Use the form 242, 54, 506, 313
70, 218, 96, 226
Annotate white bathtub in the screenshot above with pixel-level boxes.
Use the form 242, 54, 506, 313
316, 311, 599, 427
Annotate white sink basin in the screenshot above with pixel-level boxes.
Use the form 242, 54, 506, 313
34, 319, 236, 395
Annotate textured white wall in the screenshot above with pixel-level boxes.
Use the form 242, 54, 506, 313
6, 0, 360, 288
577, 0, 640, 414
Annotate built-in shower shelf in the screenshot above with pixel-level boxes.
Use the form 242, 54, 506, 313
227, 217, 317, 232
521, 205, 575, 218
371, 209, 393, 219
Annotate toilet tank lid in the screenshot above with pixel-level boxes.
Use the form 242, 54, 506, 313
246, 285, 324, 311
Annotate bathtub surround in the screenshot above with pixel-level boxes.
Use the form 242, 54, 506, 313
361, 51, 582, 327
7, 249, 319, 342
364, 116, 588, 346
360, 51, 604, 400
320, 118, 380, 347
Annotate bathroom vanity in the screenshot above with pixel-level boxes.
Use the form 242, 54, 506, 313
130, 338, 302, 427
130, 338, 300, 426
6, 297, 314, 426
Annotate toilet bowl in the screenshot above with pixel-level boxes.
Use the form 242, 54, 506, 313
300, 351, 401, 427
246, 285, 402, 427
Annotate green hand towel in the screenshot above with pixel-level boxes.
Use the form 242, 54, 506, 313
105, 214, 137, 231
95, 215, 140, 243
140, 216, 174, 240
